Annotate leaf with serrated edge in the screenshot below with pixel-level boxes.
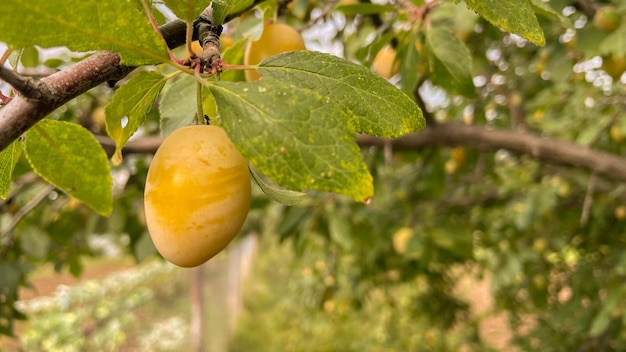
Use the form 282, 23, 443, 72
426, 27, 476, 97
464, 0, 545, 46
0, 141, 21, 199
106, 71, 167, 164
207, 79, 373, 202
257, 51, 424, 138
0, 0, 168, 65
164, 0, 211, 22
24, 120, 113, 216
212, 0, 256, 24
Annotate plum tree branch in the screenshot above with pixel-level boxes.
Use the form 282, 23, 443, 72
96, 122, 626, 184
0, 19, 187, 151
0, 0, 265, 151
359, 123, 626, 183
0, 66, 50, 100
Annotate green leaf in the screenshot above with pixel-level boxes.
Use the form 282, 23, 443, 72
399, 30, 422, 95
0, 141, 21, 199
24, 120, 113, 216
249, 164, 306, 205
134, 231, 158, 262
20, 226, 51, 260
212, 0, 256, 25
20, 46, 40, 68
221, 38, 248, 82
590, 286, 626, 336
328, 212, 353, 251
335, 3, 396, 15
106, 71, 167, 163
426, 27, 476, 97
0, 262, 23, 297
598, 27, 626, 57
208, 79, 374, 202
463, 0, 545, 46
160, 75, 217, 137
159, 74, 198, 138
163, 0, 211, 22
258, 51, 424, 138
0, 0, 168, 65
529, 0, 572, 29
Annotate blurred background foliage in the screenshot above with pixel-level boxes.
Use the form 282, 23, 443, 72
3, 0, 626, 351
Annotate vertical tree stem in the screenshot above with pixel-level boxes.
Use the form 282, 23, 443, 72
191, 265, 205, 352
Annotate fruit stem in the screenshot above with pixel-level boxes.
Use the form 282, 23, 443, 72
220, 60, 255, 71
196, 81, 204, 125
139, 0, 185, 66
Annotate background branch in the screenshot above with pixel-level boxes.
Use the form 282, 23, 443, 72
96, 122, 626, 184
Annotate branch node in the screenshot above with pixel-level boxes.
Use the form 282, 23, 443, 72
185, 8, 223, 74
0, 66, 49, 101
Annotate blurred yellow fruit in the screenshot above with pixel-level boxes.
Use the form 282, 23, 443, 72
221, 35, 233, 51
392, 227, 413, 254
244, 23, 306, 81
602, 55, 626, 80
533, 238, 548, 253
533, 108, 545, 122
615, 205, 626, 220
450, 147, 466, 167
373, 46, 400, 79
190, 40, 203, 55
593, 6, 621, 32
610, 125, 625, 142
444, 158, 458, 174
91, 106, 106, 132
532, 274, 546, 289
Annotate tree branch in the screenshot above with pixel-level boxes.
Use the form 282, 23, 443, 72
0, 0, 272, 152
97, 122, 626, 184
359, 123, 626, 183
572, 0, 597, 18
0, 66, 50, 100
0, 51, 129, 151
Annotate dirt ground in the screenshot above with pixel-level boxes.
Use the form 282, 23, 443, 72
18, 258, 135, 300
4, 257, 515, 351
1, 258, 136, 351
456, 274, 516, 351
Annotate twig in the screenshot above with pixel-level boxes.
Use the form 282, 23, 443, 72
572, 0, 598, 18
0, 184, 55, 256
0, 66, 50, 100
298, 0, 338, 31
580, 173, 596, 227
0, 48, 12, 65
139, 0, 184, 65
